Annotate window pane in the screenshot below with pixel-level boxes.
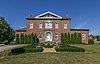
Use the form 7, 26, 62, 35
55, 22, 58, 29
30, 22, 33, 29
64, 22, 67, 29
39, 22, 42, 29
45, 21, 52, 28
82, 34, 86, 40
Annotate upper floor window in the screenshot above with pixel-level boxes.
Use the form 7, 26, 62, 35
55, 22, 58, 29
45, 20, 52, 28
39, 22, 42, 29
64, 22, 67, 29
30, 22, 33, 29
82, 34, 86, 40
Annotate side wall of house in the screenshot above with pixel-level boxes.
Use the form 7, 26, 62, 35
70, 30, 89, 44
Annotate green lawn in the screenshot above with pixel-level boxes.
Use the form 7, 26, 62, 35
0, 43, 100, 64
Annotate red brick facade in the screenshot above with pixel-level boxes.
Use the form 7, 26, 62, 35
16, 11, 89, 44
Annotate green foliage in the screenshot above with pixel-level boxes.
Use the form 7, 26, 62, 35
20, 34, 24, 44
88, 39, 94, 44
61, 33, 64, 44
16, 34, 20, 44
96, 35, 100, 41
10, 47, 25, 55
0, 16, 15, 44
55, 46, 85, 52
67, 32, 70, 43
27, 34, 31, 44
70, 33, 74, 44
44, 43, 53, 48
24, 34, 28, 44
61, 32, 82, 44
19, 33, 39, 44
10, 45, 43, 55
25, 47, 43, 53
30, 33, 34, 44
34, 34, 39, 43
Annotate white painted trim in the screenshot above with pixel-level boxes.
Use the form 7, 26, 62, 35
35, 11, 62, 18
45, 31, 52, 41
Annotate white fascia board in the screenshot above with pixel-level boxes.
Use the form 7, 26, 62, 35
35, 11, 62, 18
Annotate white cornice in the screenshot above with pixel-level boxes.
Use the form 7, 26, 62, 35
35, 11, 62, 18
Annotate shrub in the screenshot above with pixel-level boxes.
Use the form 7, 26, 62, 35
25, 47, 43, 53
16, 34, 20, 44
44, 43, 53, 48
24, 44, 43, 53
10, 45, 43, 55
10, 47, 25, 55
55, 46, 85, 52
88, 39, 94, 44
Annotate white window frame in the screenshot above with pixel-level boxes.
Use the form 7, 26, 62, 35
45, 20, 52, 29
64, 22, 67, 29
55, 22, 58, 29
82, 34, 86, 40
55, 32, 58, 40
39, 22, 42, 29
30, 22, 33, 29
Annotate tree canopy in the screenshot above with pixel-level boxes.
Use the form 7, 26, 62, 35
0, 16, 15, 44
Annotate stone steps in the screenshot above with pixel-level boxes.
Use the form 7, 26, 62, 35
42, 46, 56, 53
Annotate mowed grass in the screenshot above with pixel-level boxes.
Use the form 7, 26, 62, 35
0, 43, 100, 64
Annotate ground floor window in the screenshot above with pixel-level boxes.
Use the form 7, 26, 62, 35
82, 34, 86, 40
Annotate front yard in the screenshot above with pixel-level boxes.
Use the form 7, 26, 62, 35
0, 43, 100, 64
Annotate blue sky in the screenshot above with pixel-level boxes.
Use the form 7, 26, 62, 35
0, 0, 100, 35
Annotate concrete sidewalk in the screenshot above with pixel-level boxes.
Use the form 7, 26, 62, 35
0, 44, 28, 52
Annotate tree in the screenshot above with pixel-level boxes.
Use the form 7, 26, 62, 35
70, 33, 74, 44
96, 35, 100, 41
24, 34, 28, 44
27, 34, 31, 44
31, 33, 34, 44
67, 32, 70, 43
20, 34, 24, 44
61, 33, 64, 44
34, 34, 39, 43
0, 16, 15, 44
16, 34, 20, 44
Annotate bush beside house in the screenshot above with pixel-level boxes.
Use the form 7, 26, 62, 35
61, 32, 82, 44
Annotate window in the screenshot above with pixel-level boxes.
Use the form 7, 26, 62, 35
55, 22, 58, 29
45, 20, 52, 28
39, 22, 42, 29
30, 22, 33, 29
64, 22, 67, 29
82, 34, 86, 40
39, 32, 42, 39
55, 32, 58, 40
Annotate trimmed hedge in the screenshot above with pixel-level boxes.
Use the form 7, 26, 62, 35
44, 43, 53, 48
10, 45, 43, 55
55, 46, 85, 52
10, 47, 25, 55
25, 46, 43, 53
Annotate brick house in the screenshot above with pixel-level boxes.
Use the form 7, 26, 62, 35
16, 11, 89, 44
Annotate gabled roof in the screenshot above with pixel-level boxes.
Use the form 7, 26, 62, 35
35, 11, 62, 19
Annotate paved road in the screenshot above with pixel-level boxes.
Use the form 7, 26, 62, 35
0, 44, 28, 52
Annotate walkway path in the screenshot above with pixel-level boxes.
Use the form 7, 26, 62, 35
43, 46, 56, 53
0, 44, 28, 52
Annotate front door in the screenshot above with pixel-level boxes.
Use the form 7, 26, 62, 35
45, 32, 52, 41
